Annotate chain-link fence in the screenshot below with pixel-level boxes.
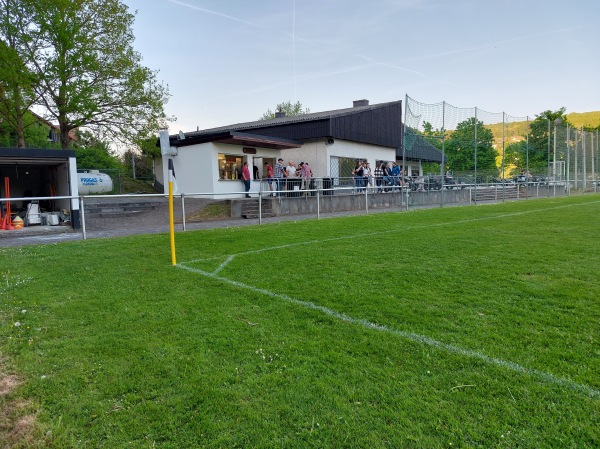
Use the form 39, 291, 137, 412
404, 95, 600, 192
2, 177, 595, 244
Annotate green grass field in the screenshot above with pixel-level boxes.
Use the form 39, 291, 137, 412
1, 195, 599, 448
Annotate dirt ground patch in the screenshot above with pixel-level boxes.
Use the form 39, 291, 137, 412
0, 374, 21, 396
1, 367, 42, 448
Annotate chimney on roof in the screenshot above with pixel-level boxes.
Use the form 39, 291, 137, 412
275, 111, 286, 118
353, 99, 369, 107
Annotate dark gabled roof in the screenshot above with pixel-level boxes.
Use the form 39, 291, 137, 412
399, 134, 445, 163
203, 131, 302, 150
170, 100, 403, 149
164, 130, 301, 151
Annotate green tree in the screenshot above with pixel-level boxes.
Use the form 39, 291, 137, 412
260, 101, 309, 120
504, 140, 528, 173
0, 110, 62, 148
74, 130, 122, 170
0, 0, 40, 148
444, 117, 498, 178
121, 148, 155, 180
505, 108, 568, 175
421, 121, 444, 150
134, 134, 161, 159
17, 0, 171, 149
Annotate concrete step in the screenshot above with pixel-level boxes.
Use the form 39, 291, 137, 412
242, 213, 276, 219
241, 199, 274, 218
84, 202, 160, 216
473, 188, 520, 201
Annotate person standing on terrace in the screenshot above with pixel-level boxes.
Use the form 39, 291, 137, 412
301, 161, 313, 192
274, 158, 286, 196
390, 161, 400, 190
374, 162, 384, 193
242, 161, 251, 198
264, 161, 274, 196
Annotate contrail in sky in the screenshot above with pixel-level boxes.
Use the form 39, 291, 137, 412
171, 0, 564, 93
400, 26, 584, 65
167, 0, 266, 30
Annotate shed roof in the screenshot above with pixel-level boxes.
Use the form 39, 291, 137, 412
0, 147, 76, 165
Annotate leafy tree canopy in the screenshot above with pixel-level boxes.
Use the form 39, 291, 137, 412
444, 117, 498, 175
0, 0, 41, 147
260, 101, 310, 120
421, 121, 444, 151
74, 130, 122, 170
505, 108, 568, 174
0, 110, 59, 148
1, 0, 173, 149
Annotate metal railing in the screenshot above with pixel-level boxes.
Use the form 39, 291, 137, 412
0, 178, 597, 241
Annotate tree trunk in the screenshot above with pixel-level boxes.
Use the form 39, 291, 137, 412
16, 113, 25, 148
60, 126, 71, 149
11, 84, 26, 148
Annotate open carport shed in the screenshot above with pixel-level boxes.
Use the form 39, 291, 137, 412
0, 148, 80, 229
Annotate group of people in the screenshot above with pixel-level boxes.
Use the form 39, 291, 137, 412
241, 158, 314, 198
245, 158, 410, 198
265, 158, 313, 196
355, 160, 407, 193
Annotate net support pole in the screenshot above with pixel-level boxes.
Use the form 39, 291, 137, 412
474, 107, 478, 202
581, 126, 587, 193
566, 124, 571, 196
502, 112, 506, 180
440, 101, 446, 208
591, 131, 595, 190
526, 117, 530, 175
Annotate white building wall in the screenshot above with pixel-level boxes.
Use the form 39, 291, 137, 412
154, 157, 164, 187
326, 140, 396, 172
282, 139, 397, 178
162, 142, 280, 197
161, 143, 213, 194
281, 140, 328, 178
161, 138, 398, 196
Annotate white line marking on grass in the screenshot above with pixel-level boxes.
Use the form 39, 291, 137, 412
214, 255, 235, 274
177, 263, 600, 398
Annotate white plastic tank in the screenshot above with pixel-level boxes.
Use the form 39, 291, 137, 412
77, 170, 113, 194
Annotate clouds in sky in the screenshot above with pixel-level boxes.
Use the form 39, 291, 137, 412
124, 0, 600, 131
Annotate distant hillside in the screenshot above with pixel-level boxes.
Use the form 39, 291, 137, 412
487, 121, 529, 144
565, 111, 600, 128
484, 111, 600, 177
486, 111, 600, 142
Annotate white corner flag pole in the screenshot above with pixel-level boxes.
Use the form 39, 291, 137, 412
168, 158, 177, 265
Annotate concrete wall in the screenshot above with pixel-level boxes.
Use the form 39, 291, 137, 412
229, 190, 474, 218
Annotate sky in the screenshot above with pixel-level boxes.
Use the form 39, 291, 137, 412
122, 0, 600, 133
